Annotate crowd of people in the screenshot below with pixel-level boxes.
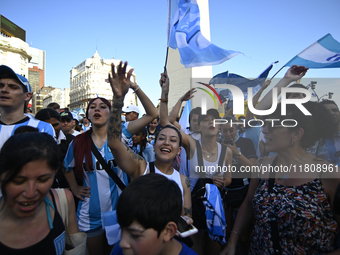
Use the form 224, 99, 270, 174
0, 62, 340, 255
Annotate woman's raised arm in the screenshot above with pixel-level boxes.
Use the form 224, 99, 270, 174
107, 61, 146, 180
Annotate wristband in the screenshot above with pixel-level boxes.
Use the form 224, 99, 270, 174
159, 98, 168, 103
133, 86, 140, 93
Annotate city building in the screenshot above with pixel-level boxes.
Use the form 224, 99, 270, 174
0, 29, 31, 77
69, 51, 137, 111
28, 66, 44, 93
28, 47, 46, 86
33, 86, 55, 113
43, 87, 70, 110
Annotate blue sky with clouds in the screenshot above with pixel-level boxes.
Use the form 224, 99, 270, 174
2, 0, 340, 107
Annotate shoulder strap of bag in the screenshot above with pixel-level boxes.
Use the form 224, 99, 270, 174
55, 188, 69, 231
149, 161, 155, 173
90, 139, 126, 191
268, 156, 281, 255
218, 144, 227, 168
195, 140, 206, 179
195, 139, 204, 167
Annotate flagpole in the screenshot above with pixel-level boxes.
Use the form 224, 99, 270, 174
164, 46, 169, 72
270, 66, 285, 80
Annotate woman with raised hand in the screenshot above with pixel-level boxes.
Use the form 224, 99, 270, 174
0, 132, 79, 254
63, 61, 158, 255
106, 62, 192, 218
221, 101, 340, 255
158, 73, 232, 255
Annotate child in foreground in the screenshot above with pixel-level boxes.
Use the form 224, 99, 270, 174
111, 174, 197, 255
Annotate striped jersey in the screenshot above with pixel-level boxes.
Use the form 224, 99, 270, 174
0, 116, 55, 149
64, 124, 131, 232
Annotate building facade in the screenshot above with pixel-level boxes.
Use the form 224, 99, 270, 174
0, 32, 31, 77
28, 47, 46, 86
32, 86, 55, 113
69, 51, 137, 111
43, 87, 70, 110
28, 66, 44, 93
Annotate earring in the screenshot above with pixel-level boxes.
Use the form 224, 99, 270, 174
291, 138, 295, 147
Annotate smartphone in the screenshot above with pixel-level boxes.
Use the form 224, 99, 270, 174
177, 216, 198, 238
223, 139, 233, 145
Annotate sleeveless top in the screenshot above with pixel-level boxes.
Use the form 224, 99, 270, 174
189, 140, 225, 180
250, 178, 338, 254
144, 162, 184, 202
0, 190, 66, 255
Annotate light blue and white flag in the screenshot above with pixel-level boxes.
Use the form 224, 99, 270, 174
284, 34, 340, 69
203, 184, 226, 245
167, 0, 241, 68
178, 99, 192, 134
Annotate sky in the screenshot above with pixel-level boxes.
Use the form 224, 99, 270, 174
2, 0, 340, 109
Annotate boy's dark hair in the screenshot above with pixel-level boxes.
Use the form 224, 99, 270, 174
117, 174, 182, 237
14, 126, 39, 135
36, 108, 61, 122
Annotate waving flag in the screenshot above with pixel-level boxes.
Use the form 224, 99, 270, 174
167, 0, 241, 68
284, 34, 340, 69
203, 184, 226, 244
209, 63, 275, 109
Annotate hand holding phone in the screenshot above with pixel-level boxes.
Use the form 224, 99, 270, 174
177, 216, 198, 238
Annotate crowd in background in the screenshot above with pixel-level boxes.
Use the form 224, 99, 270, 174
0, 63, 340, 255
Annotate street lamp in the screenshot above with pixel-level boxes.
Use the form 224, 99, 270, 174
319, 92, 334, 101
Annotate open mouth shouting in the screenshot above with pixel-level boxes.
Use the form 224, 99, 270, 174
18, 201, 38, 212
93, 113, 102, 119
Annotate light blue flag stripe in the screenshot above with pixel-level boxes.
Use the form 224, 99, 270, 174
285, 33, 340, 69
168, 0, 241, 68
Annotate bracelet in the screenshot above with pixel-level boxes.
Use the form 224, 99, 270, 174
159, 98, 168, 102
133, 86, 140, 93
231, 230, 240, 236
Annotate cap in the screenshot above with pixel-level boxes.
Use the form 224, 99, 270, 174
123, 105, 140, 114
198, 108, 220, 124
60, 111, 73, 120
0, 65, 32, 93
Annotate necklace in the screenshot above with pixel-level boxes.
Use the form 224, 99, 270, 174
202, 145, 216, 159
278, 152, 308, 180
